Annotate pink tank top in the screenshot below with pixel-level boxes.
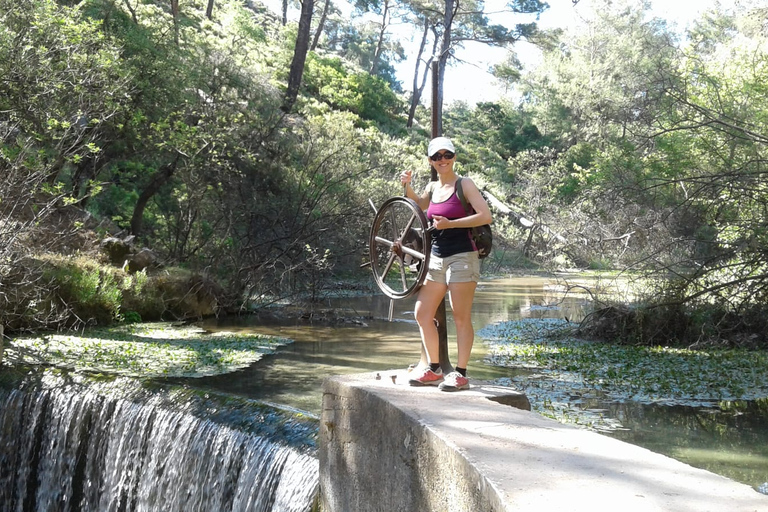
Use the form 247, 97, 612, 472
427, 189, 467, 220
427, 186, 474, 257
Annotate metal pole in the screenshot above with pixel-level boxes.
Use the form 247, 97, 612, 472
431, 60, 440, 145
429, 59, 453, 375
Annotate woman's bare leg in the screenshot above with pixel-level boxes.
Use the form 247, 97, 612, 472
414, 280, 448, 364
448, 281, 477, 369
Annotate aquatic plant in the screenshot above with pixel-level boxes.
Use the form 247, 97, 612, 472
480, 318, 768, 429
7, 322, 290, 378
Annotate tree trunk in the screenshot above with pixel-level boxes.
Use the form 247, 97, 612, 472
282, 0, 288, 25
310, 0, 330, 51
407, 21, 436, 128
283, 0, 314, 113
171, 0, 180, 44
130, 156, 180, 237
206, 0, 215, 19
436, 0, 455, 127
123, 0, 138, 23
369, 0, 390, 75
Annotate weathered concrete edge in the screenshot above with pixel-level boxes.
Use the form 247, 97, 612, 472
319, 371, 768, 512
319, 373, 513, 512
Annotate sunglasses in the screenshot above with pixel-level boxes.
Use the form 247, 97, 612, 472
430, 151, 455, 161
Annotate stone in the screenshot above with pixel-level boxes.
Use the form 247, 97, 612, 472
100, 236, 134, 266
127, 247, 158, 273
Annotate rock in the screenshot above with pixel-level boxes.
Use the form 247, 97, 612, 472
100, 237, 134, 266
127, 248, 158, 273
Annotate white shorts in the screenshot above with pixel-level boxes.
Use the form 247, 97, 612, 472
426, 251, 480, 285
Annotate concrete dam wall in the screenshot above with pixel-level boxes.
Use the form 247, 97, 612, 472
320, 371, 768, 512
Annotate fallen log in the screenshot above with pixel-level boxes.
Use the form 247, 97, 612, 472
481, 188, 567, 243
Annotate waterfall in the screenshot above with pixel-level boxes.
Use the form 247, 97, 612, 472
0, 384, 319, 512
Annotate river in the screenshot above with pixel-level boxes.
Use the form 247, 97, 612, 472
182, 275, 768, 493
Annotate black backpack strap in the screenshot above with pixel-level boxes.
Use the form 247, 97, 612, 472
455, 177, 472, 215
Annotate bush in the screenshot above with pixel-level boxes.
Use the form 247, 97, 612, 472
0, 255, 226, 332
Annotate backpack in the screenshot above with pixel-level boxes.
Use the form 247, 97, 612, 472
455, 177, 492, 259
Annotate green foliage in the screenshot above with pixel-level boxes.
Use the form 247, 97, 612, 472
441, 100, 552, 186
41, 257, 125, 325
320, 19, 405, 91
500, 0, 768, 333
302, 53, 404, 126
0, 0, 131, 209
522, 0, 678, 146
88, 176, 140, 229
122, 311, 142, 324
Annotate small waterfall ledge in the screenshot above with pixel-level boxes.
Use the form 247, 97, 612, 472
0, 374, 319, 512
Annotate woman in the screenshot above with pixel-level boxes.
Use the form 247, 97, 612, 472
400, 136, 492, 391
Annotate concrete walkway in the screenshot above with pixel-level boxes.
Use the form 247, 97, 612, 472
320, 370, 768, 512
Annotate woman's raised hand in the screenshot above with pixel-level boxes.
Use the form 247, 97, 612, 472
400, 170, 412, 185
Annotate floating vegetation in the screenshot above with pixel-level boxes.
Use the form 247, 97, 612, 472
479, 319, 768, 431
7, 322, 291, 378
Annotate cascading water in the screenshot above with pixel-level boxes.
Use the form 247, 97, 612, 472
0, 374, 319, 512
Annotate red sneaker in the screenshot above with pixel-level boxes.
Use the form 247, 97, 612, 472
408, 367, 444, 386
438, 371, 469, 391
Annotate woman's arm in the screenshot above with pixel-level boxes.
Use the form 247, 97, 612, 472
400, 170, 432, 211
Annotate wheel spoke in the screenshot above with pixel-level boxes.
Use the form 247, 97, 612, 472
397, 213, 418, 242
388, 204, 399, 241
373, 236, 425, 261
381, 250, 398, 280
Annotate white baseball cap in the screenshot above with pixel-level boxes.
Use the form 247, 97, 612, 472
427, 137, 455, 157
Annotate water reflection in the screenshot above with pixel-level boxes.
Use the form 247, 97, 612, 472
181, 275, 767, 493
605, 400, 768, 492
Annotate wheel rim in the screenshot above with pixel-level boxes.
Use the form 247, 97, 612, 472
369, 197, 431, 299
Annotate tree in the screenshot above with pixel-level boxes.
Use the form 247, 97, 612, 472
644, 6, 768, 315
0, 0, 130, 200
523, 0, 678, 146
353, 0, 405, 76
0, 0, 131, 327
514, 0, 768, 344
284, 0, 315, 112
301, 54, 403, 124
170, 0, 180, 43
318, 19, 404, 90
409, 0, 547, 132
406, 18, 439, 127
311, 0, 335, 50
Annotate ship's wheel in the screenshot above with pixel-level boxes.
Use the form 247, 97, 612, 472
368, 197, 431, 299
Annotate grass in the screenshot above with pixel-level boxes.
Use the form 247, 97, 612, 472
8, 322, 291, 378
